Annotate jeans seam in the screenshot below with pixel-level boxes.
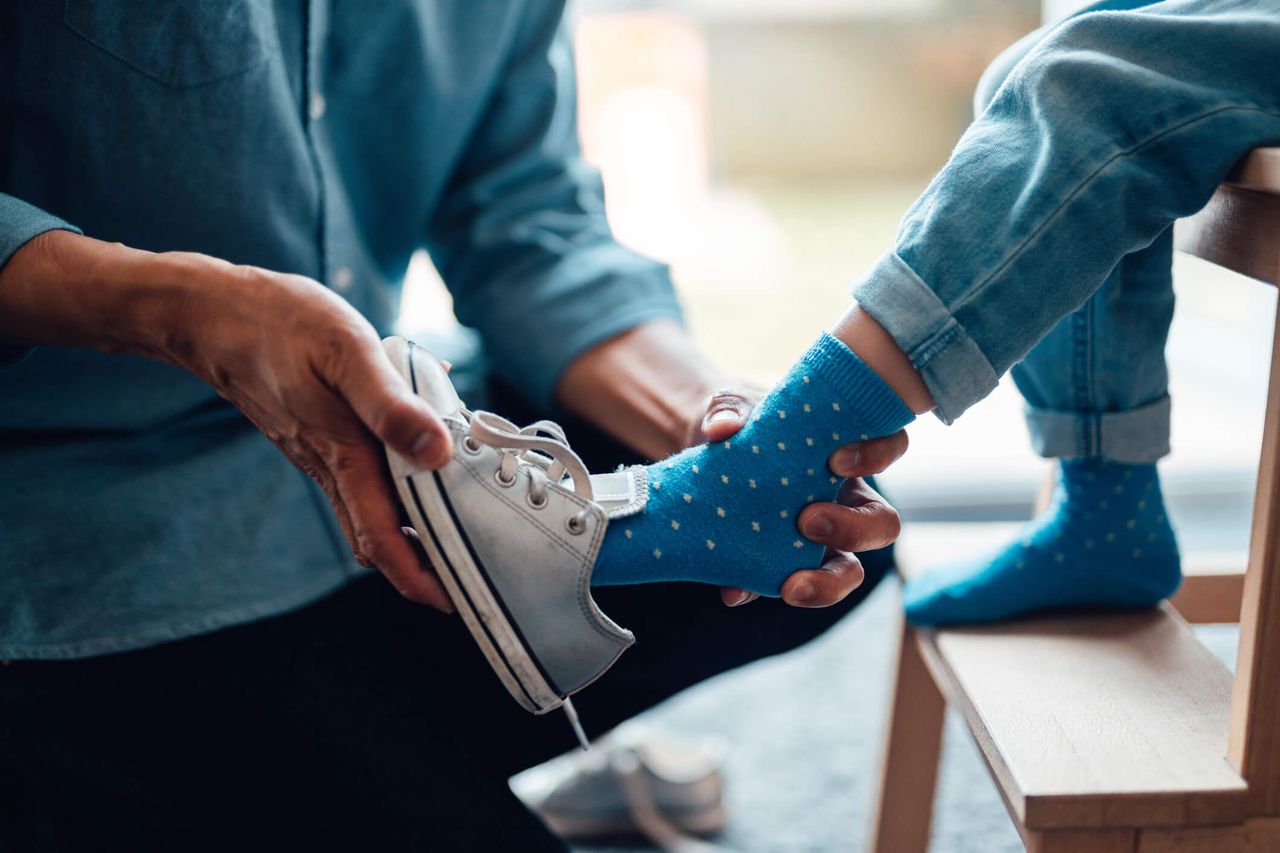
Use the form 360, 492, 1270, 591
1071, 297, 1096, 456
950, 103, 1280, 316
908, 321, 964, 369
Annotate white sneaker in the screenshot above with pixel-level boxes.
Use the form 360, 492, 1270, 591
513, 724, 729, 844
381, 336, 649, 741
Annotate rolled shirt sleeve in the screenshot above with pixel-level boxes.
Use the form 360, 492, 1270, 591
425, 9, 684, 406
0, 193, 81, 368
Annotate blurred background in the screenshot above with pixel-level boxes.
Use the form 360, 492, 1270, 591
403, 0, 1274, 537
400, 0, 1271, 848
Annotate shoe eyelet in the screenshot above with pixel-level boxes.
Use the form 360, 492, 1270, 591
462, 436, 481, 454
494, 468, 517, 488
565, 514, 587, 535
526, 492, 548, 510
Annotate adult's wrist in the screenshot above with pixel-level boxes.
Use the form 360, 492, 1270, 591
0, 230, 191, 359
555, 320, 726, 459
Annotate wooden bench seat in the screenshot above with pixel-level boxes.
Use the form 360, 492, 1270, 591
899, 525, 1247, 837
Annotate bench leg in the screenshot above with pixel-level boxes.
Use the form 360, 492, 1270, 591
869, 616, 945, 853
1027, 829, 1136, 853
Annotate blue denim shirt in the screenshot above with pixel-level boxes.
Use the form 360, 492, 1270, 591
0, 1, 681, 658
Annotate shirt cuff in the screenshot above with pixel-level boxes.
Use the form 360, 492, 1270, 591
461, 243, 685, 407
0, 193, 82, 370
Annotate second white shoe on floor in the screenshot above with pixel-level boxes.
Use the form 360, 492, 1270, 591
513, 723, 729, 844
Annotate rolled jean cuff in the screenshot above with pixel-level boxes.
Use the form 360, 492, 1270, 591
1024, 394, 1171, 463
852, 252, 999, 425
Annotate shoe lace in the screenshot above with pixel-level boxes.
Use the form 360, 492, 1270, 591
463, 410, 594, 532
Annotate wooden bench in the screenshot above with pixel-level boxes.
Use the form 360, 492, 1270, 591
870, 147, 1280, 852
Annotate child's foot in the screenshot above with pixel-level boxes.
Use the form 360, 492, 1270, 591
591, 333, 916, 596
903, 459, 1181, 625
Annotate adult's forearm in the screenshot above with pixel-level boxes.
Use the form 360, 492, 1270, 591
555, 319, 727, 460
0, 228, 458, 608
0, 231, 183, 358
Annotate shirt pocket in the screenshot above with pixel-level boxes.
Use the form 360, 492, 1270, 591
63, 0, 270, 88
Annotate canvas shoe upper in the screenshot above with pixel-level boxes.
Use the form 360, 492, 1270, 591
381, 336, 645, 739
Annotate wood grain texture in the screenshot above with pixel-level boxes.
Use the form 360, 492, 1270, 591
1228, 303, 1280, 816
1138, 817, 1280, 852
870, 616, 946, 853
1028, 828, 1137, 853
1175, 186, 1280, 286
898, 526, 1247, 833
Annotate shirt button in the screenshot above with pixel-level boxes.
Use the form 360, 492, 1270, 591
309, 92, 327, 121
332, 266, 354, 293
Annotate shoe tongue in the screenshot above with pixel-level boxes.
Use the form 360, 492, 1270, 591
589, 466, 649, 519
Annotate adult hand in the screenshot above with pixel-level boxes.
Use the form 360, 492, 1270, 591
691, 389, 909, 609
0, 232, 456, 610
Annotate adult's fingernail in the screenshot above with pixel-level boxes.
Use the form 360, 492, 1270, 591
790, 581, 816, 603
726, 590, 751, 607
705, 407, 741, 427
804, 513, 834, 541
832, 447, 861, 474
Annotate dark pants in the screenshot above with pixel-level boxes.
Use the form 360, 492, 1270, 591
0, 380, 893, 852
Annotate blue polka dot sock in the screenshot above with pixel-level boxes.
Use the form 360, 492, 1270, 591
903, 459, 1181, 625
591, 333, 915, 595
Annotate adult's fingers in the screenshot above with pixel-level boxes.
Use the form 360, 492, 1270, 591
720, 587, 760, 607
330, 333, 452, 469
827, 430, 909, 479
779, 551, 866, 608
326, 441, 454, 611
796, 478, 901, 553
694, 388, 762, 445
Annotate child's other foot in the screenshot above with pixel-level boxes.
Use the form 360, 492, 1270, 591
903, 459, 1181, 626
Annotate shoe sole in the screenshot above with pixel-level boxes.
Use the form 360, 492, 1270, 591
388, 338, 561, 714
538, 802, 729, 839
393, 462, 564, 714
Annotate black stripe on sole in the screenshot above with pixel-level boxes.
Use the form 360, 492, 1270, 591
406, 476, 543, 710
403, 340, 561, 705
430, 470, 565, 698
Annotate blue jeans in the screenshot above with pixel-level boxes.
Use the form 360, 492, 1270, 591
853, 0, 1280, 462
